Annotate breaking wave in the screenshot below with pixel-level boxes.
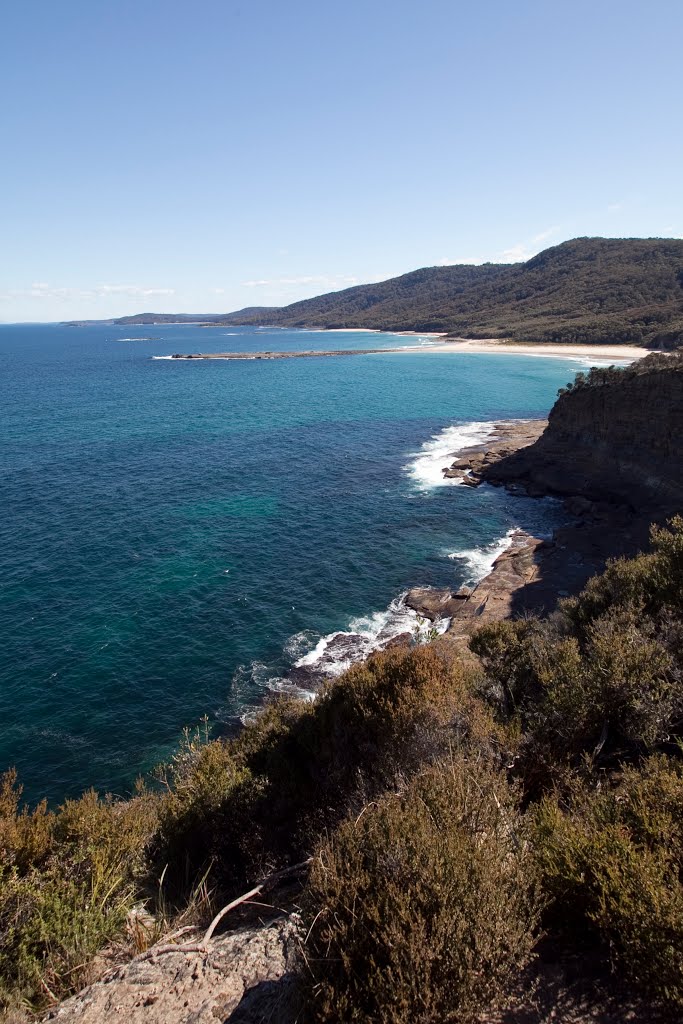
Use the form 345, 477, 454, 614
404, 421, 495, 489
447, 530, 516, 585
229, 594, 451, 723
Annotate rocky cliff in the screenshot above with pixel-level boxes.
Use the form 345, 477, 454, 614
416, 354, 683, 630
482, 353, 683, 510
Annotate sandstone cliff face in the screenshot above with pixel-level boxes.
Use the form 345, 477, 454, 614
484, 360, 683, 510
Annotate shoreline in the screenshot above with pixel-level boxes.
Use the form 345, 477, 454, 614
162, 340, 649, 364
282, 420, 556, 689
392, 339, 649, 361
204, 325, 650, 362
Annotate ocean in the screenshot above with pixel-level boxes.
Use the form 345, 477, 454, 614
0, 324, 588, 804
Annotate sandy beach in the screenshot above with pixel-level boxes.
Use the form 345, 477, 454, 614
394, 338, 650, 362
165, 339, 652, 363
297, 331, 651, 362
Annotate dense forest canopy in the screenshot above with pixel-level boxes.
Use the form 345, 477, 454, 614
218, 237, 683, 346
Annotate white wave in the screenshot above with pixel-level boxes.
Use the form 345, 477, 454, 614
151, 355, 175, 360
283, 629, 320, 661
405, 420, 496, 490
230, 661, 317, 724
292, 594, 449, 679
448, 530, 515, 584
570, 357, 632, 368
222, 332, 239, 335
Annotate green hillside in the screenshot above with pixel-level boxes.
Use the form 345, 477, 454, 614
64, 308, 274, 327
221, 237, 683, 346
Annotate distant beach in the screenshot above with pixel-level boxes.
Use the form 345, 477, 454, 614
164, 339, 649, 364
405, 338, 649, 361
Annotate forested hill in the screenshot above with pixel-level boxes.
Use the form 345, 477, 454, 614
220, 237, 683, 346
64, 308, 274, 327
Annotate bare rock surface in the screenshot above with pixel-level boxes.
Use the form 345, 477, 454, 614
411, 531, 551, 654
445, 531, 549, 630
443, 420, 547, 486
43, 917, 300, 1024
405, 585, 473, 621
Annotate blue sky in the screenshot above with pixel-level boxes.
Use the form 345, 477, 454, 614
1, 0, 681, 322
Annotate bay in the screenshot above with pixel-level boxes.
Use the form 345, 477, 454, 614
0, 323, 583, 803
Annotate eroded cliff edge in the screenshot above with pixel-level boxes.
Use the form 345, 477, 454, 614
481, 353, 683, 510
407, 353, 683, 635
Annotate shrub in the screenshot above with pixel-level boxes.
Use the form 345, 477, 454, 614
154, 725, 258, 898
472, 523, 683, 787
302, 756, 540, 1024
533, 756, 683, 1010
0, 773, 158, 1015
154, 646, 496, 896
565, 515, 683, 633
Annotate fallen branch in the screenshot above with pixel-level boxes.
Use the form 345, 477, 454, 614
137, 857, 313, 962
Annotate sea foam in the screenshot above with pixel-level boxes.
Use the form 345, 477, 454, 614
404, 420, 496, 489
447, 530, 516, 585
232, 592, 451, 723
290, 594, 450, 679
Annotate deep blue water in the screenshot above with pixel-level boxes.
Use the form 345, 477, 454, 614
0, 323, 584, 804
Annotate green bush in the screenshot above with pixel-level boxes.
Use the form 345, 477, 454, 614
564, 516, 683, 632
472, 518, 683, 787
0, 773, 158, 1015
533, 756, 683, 1011
302, 756, 540, 1024
154, 646, 494, 896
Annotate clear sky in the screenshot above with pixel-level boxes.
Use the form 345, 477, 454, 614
1, 0, 681, 322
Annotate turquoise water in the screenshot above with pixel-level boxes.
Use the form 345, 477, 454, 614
0, 324, 583, 803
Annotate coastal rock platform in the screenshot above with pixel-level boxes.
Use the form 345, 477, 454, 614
443, 419, 547, 487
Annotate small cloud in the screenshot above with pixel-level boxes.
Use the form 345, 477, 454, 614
500, 244, 530, 262
607, 202, 623, 213
531, 225, 560, 244
96, 284, 175, 297
439, 229, 559, 268
213, 287, 226, 295
501, 228, 559, 263
0, 283, 176, 304
242, 274, 360, 291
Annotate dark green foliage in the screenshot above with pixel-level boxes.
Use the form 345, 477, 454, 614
534, 757, 683, 1009
469, 517, 683, 1013
558, 350, 683, 396
565, 513, 683, 628
155, 646, 491, 896
302, 757, 540, 1024
471, 517, 683, 785
0, 773, 158, 1014
219, 237, 683, 347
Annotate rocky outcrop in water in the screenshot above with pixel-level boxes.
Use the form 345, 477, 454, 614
437, 355, 683, 627
443, 420, 546, 488
405, 531, 553, 644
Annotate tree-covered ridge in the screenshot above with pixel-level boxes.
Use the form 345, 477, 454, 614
221, 237, 683, 346
559, 348, 683, 394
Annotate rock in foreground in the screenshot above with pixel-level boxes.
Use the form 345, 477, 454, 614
43, 918, 299, 1024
